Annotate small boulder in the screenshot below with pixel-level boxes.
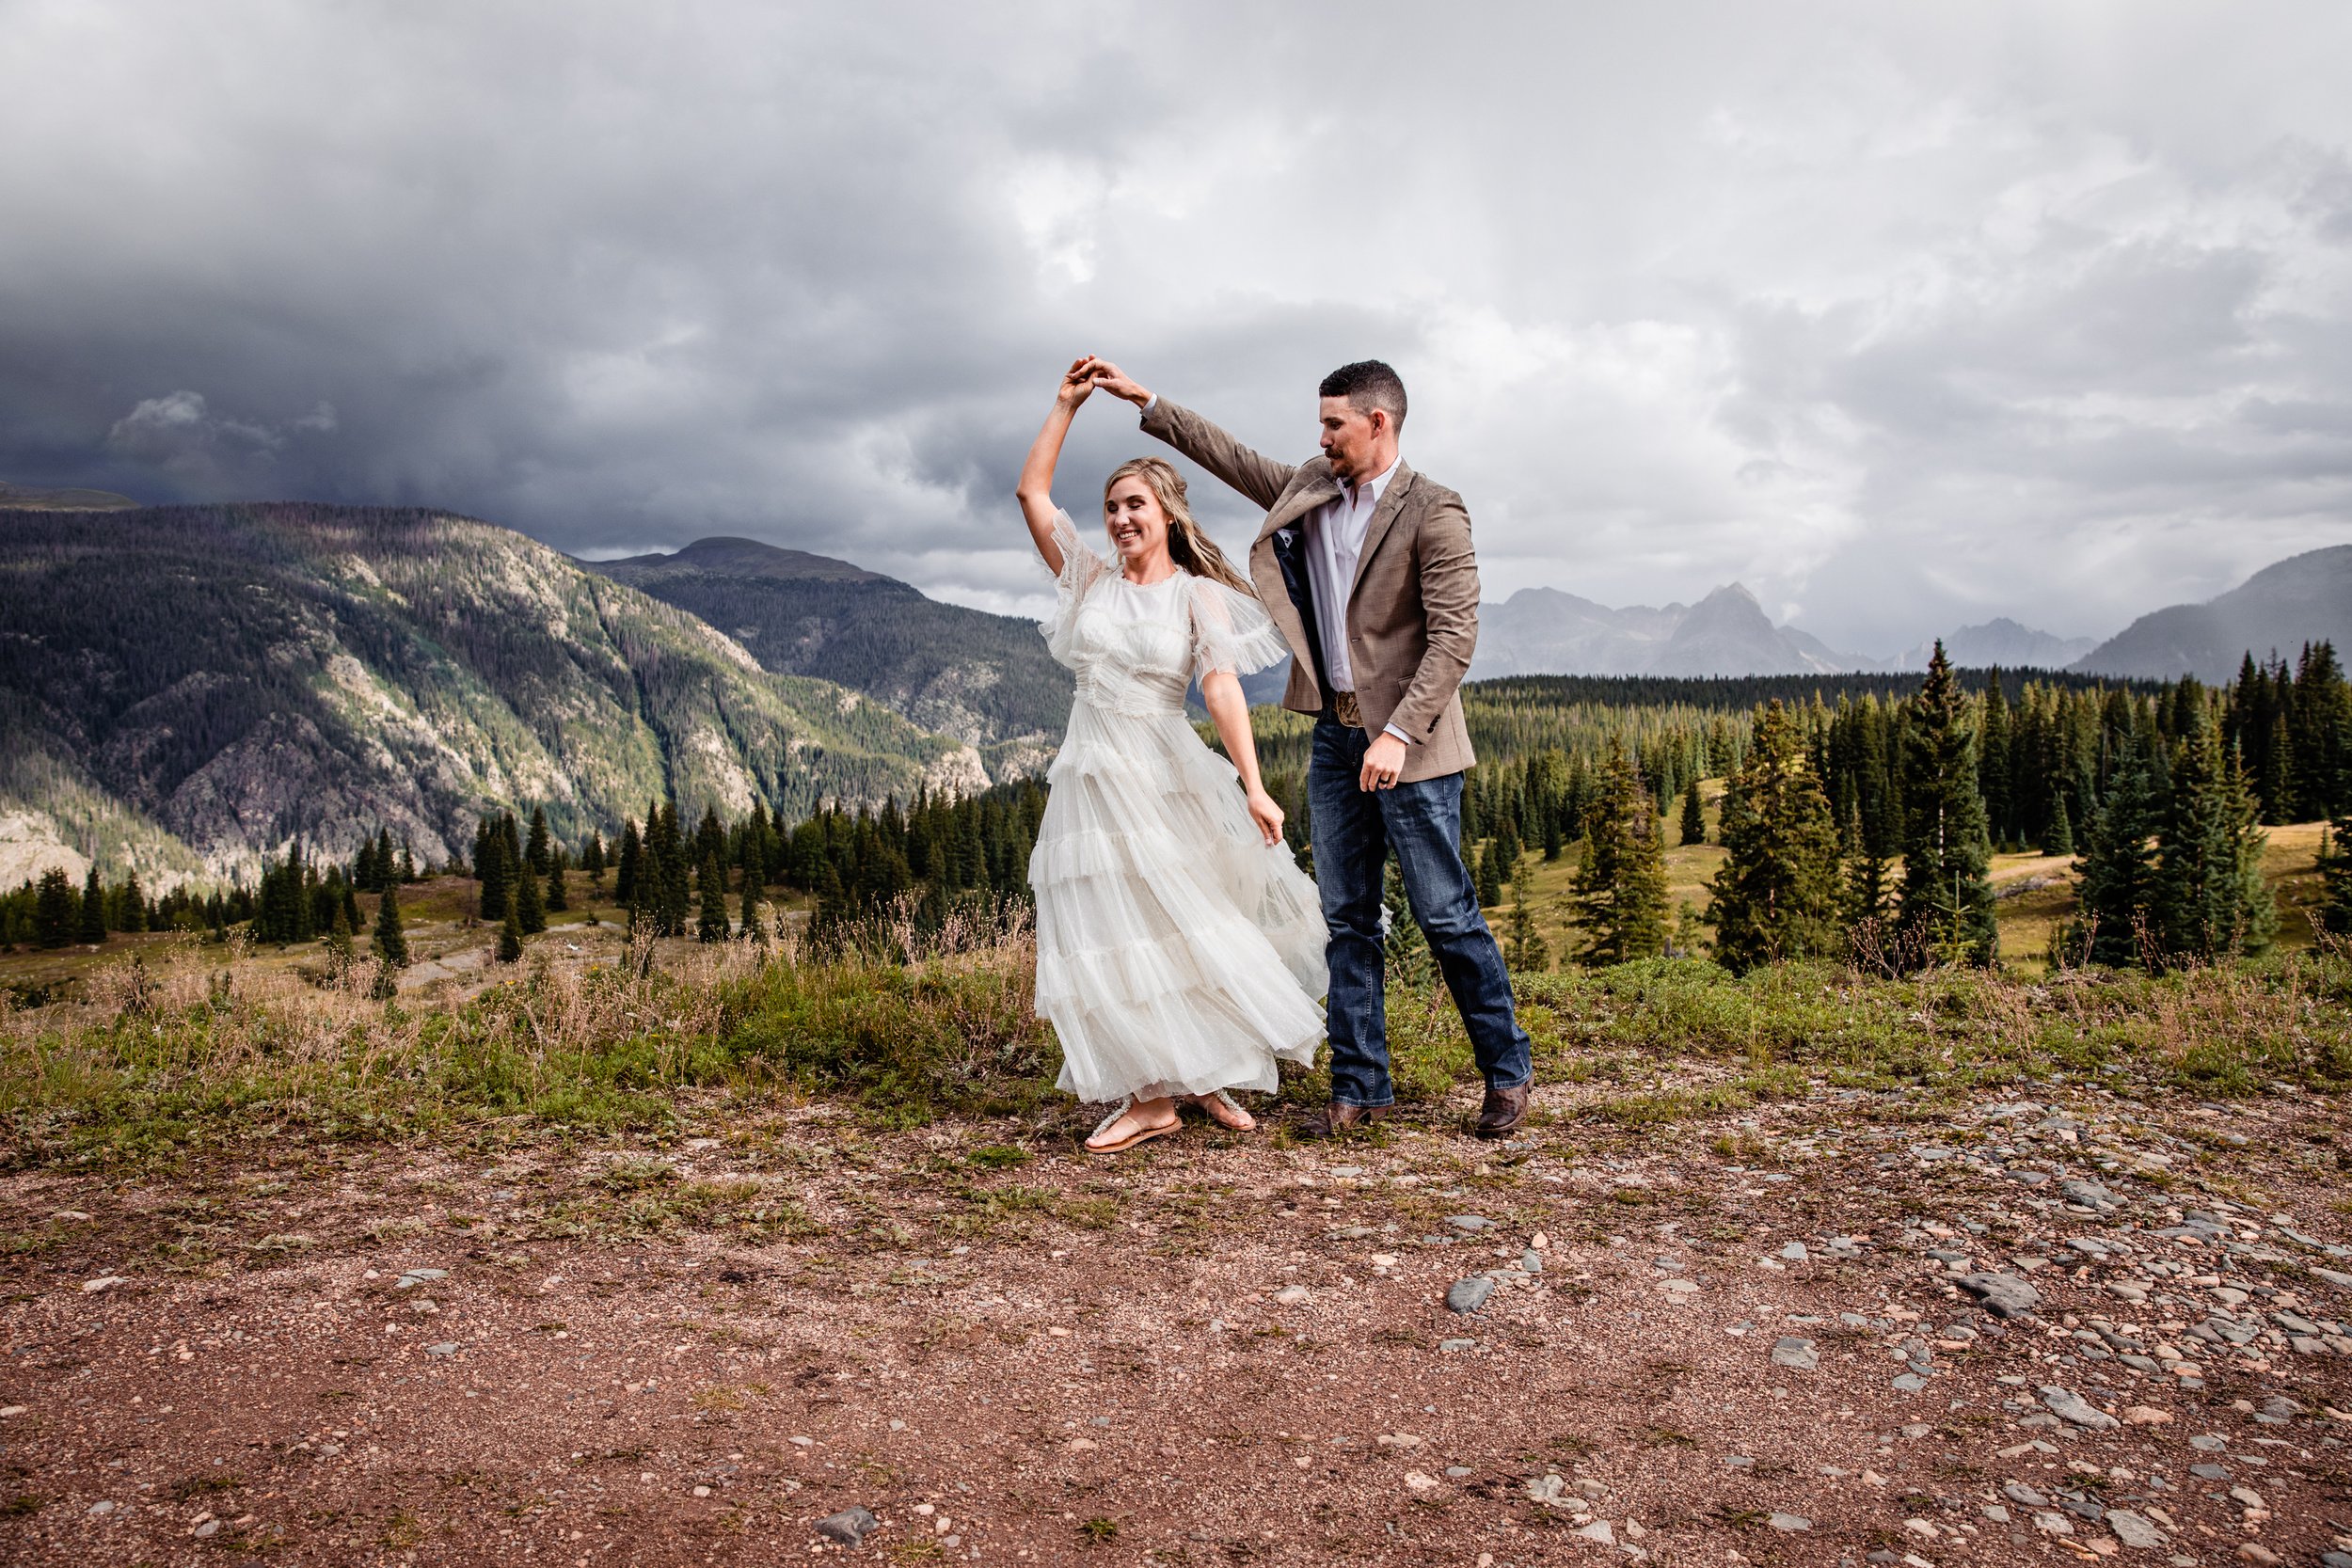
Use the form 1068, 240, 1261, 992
1446, 1277, 1494, 1314
815, 1507, 880, 1546
1959, 1273, 2040, 1319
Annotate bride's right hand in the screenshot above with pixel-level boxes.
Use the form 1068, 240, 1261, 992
1056, 356, 1096, 407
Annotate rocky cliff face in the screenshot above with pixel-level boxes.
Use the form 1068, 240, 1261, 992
0, 504, 983, 886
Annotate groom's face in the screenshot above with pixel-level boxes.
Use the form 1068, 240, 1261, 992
1318, 397, 1386, 483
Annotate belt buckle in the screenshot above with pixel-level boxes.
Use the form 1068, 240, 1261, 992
1332, 690, 1362, 729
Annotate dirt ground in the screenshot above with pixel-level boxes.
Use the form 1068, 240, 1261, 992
3, 1077, 2349, 1567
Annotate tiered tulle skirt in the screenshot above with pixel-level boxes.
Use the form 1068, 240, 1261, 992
1031, 696, 1327, 1104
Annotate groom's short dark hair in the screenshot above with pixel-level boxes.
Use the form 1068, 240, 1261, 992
1319, 360, 1407, 430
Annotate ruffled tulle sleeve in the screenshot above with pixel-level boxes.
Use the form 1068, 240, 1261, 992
1040, 507, 1107, 669
1187, 576, 1293, 683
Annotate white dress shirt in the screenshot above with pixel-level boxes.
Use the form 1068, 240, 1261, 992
1142, 396, 1412, 743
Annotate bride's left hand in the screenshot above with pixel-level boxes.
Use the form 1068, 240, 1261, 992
1245, 786, 1285, 847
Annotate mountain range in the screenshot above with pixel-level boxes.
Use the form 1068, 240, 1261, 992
2069, 545, 2352, 683
0, 504, 984, 888
589, 536, 1069, 780
1468, 581, 1867, 680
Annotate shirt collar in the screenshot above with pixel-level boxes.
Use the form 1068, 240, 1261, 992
1346, 454, 1402, 508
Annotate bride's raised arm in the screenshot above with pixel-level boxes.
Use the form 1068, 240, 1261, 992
1014, 356, 1098, 577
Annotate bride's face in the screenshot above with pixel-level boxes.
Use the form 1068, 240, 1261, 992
1103, 476, 1170, 564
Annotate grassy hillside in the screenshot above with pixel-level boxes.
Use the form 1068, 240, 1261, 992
0, 504, 985, 885
592, 536, 1072, 778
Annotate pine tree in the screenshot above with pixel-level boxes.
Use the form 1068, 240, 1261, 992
1837, 803, 1889, 930
1494, 816, 1522, 879
544, 849, 568, 912
740, 883, 769, 946
2040, 795, 2074, 857
1381, 860, 1433, 989
2070, 743, 2161, 968
696, 851, 730, 942
614, 820, 641, 907
1899, 644, 1997, 964
1678, 777, 1706, 846
1707, 701, 1842, 973
1475, 840, 1504, 908
477, 818, 510, 924
78, 866, 107, 944
584, 831, 608, 887
326, 903, 355, 965
371, 883, 410, 973
526, 806, 551, 875
498, 908, 524, 963
2317, 817, 2352, 937
1569, 740, 1669, 964
119, 870, 148, 934
2153, 719, 2275, 961
35, 868, 76, 948
1504, 878, 1552, 974
515, 848, 548, 935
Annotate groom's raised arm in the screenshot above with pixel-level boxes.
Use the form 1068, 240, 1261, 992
1082, 361, 1296, 512
1136, 398, 1297, 513
1389, 489, 1480, 742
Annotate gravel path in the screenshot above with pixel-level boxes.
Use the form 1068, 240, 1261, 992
3, 1084, 2349, 1565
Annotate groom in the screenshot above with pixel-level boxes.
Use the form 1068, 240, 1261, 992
1084, 356, 1534, 1139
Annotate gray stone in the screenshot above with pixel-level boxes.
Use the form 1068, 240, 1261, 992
1779, 1242, 1810, 1261
1768, 1513, 1811, 1531
2187, 1434, 2227, 1450
1891, 1372, 1930, 1393
1520, 1251, 1543, 1273
1445, 1215, 1492, 1233
1960, 1273, 2042, 1319
1445, 1277, 1495, 1314
2060, 1179, 2119, 1209
1444, 1466, 1473, 1479
1570, 1520, 1615, 1545
1438, 1338, 1477, 1353
2312, 1267, 2352, 1290
87, 1500, 116, 1516
193, 1520, 221, 1538
2004, 1483, 2049, 1508
2318, 1553, 2352, 1568
2105, 1510, 2165, 1550
425, 1341, 459, 1356
2039, 1386, 2119, 1431
394, 1268, 448, 1290
1771, 1337, 1820, 1371
2187, 1463, 2230, 1481
815, 1507, 880, 1546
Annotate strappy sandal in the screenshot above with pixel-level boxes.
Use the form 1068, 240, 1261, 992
1185, 1088, 1257, 1132
1085, 1098, 1183, 1155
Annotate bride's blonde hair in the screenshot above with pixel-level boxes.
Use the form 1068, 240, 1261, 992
1104, 457, 1254, 594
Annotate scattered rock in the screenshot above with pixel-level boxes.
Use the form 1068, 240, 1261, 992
2039, 1386, 2119, 1431
2233, 1545, 2280, 1566
87, 1500, 115, 1516
2121, 1405, 2171, 1425
425, 1341, 460, 1356
1959, 1273, 2040, 1319
1768, 1513, 1810, 1532
1445, 1215, 1491, 1233
1571, 1519, 1616, 1544
1271, 1285, 1310, 1307
1403, 1470, 1440, 1494
80, 1276, 127, 1294
1770, 1336, 1819, 1371
2104, 1510, 2164, 1550
815, 1507, 880, 1546
1445, 1277, 1494, 1315
1779, 1242, 1809, 1261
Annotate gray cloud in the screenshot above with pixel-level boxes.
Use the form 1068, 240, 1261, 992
2, 2, 2348, 654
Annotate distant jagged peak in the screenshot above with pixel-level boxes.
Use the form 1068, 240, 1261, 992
592, 534, 898, 586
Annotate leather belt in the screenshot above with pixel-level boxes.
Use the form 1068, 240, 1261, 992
1331, 690, 1363, 729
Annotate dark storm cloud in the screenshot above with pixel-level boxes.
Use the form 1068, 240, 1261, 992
3, 2, 2349, 651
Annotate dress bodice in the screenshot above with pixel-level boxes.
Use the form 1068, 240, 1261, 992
1037, 509, 1292, 720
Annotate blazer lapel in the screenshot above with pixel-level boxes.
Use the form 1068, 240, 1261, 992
1347, 459, 1416, 604
1258, 474, 1339, 544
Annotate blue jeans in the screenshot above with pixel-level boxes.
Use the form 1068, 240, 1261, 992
1309, 717, 1533, 1108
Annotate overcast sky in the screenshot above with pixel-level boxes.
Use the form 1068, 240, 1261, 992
3, 2, 2348, 654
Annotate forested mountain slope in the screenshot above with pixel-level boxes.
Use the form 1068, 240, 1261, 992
592, 536, 1070, 777
2074, 546, 2352, 682
0, 505, 985, 886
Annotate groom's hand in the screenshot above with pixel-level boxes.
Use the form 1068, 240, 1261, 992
1084, 357, 1152, 407
1359, 732, 1407, 792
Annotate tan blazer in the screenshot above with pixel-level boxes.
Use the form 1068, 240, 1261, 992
1141, 398, 1478, 783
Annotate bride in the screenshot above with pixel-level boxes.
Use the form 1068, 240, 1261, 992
1015, 357, 1327, 1153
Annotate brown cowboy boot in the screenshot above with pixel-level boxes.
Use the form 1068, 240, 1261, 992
1296, 1101, 1388, 1140
1473, 1084, 1531, 1140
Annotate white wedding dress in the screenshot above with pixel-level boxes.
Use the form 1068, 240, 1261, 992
1029, 509, 1327, 1106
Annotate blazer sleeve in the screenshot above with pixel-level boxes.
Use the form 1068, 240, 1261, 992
1138, 398, 1297, 513
1388, 492, 1480, 740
